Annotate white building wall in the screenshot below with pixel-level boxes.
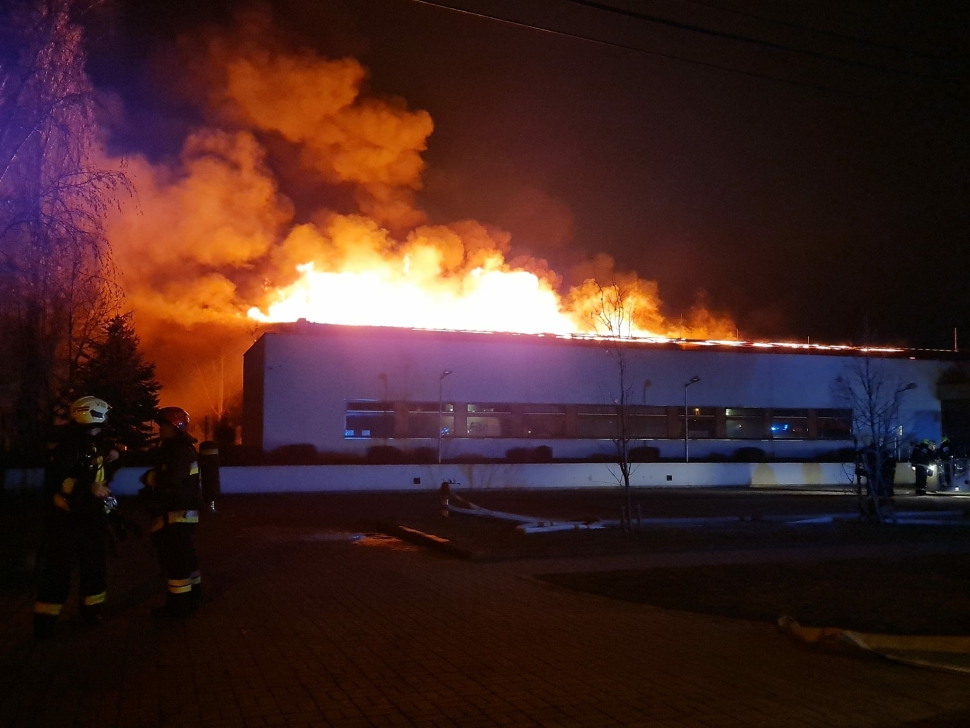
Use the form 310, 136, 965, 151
247, 325, 946, 459
6, 461, 925, 494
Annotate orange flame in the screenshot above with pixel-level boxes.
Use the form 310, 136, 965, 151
248, 260, 580, 335
243, 214, 732, 339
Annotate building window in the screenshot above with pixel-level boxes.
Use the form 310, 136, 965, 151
408, 402, 453, 439
466, 403, 511, 437
522, 404, 567, 438
725, 408, 764, 439
345, 400, 394, 439
576, 405, 618, 439
683, 406, 717, 438
771, 409, 809, 439
347, 400, 854, 442
817, 408, 853, 439
625, 405, 668, 438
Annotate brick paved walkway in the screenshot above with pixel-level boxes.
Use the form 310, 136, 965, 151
2, 493, 969, 727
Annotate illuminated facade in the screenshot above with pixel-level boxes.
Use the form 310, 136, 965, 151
243, 322, 965, 461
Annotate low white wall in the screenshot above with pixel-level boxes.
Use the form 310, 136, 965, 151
8, 461, 898, 495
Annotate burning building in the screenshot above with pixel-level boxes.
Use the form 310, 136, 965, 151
243, 321, 966, 462
94, 15, 969, 461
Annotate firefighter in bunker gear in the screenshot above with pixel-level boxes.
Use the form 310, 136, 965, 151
910, 439, 933, 496
33, 397, 115, 639
937, 437, 953, 489
141, 407, 203, 618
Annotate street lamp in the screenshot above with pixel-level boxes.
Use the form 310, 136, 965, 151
684, 376, 701, 462
641, 379, 652, 405
438, 370, 452, 464
378, 373, 388, 444
893, 382, 917, 458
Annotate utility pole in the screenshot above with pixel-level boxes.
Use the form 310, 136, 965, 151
438, 370, 452, 465
684, 376, 701, 462
379, 373, 388, 444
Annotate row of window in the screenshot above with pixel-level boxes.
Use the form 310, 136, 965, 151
344, 401, 853, 441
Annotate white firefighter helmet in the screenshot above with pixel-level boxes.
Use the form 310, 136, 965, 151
69, 396, 110, 426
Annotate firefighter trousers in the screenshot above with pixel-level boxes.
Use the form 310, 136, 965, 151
152, 521, 200, 614
33, 514, 107, 637
914, 465, 928, 494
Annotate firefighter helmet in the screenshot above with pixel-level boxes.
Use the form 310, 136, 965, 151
69, 396, 110, 426
155, 406, 190, 431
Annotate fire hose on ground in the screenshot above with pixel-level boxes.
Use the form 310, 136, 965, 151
438, 482, 970, 533
778, 616, 970, 674
439, 481, 607, 533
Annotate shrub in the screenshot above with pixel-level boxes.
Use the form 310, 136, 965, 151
733, 447, 768, 463
506, 446, 554, 463
267, 443, 319, 465
815, 447, 857, 463
366, 445, 404, 464
451, 453, 492, 463
583, 453, 617, 463
219, 446, 265, 466
409, 447, 436, 464
628, 446, 660, 462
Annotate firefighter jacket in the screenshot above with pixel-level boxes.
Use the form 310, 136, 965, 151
909, 442, 932, 467
142, 432, 201, 522
856, 445, 896, 483
43, 426, 109, 524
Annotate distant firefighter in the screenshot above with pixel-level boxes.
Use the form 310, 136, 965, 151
855, 443, 896, 499
937, 437, 953, 490
909, 439, 933, 496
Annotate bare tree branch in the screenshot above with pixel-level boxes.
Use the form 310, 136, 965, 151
0, 0, 131, 456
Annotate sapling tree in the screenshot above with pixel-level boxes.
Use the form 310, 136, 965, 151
585, 280, 650, 529
836, 355, 916, 523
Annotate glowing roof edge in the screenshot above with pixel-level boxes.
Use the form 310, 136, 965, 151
267, 320, 966, 359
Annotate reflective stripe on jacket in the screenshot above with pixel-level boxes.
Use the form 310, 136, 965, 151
151, 510, 200, 533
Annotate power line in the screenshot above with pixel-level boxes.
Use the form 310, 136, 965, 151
561, 0, 965, 83
667, 0, 969, 67
402, 0, 961, 110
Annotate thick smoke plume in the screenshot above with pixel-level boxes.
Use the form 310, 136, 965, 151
105, 14, 734, 432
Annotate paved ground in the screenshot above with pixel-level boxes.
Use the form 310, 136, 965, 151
2, 488, 970, 727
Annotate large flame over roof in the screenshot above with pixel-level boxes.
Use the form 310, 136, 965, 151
105, 12, 736, 422
243, 219, 731, 338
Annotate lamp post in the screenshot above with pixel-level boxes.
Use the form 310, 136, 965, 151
641, 379, 652, 405
893, 382, 917, 459
438, 370, 452, 464
378, 373, 388, 444
684, 376, 701, 462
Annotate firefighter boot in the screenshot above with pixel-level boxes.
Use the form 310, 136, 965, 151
33, 613, 57, 640
152, 593, 191, 620
189, 584, 202, 613
80, 604, 104, 626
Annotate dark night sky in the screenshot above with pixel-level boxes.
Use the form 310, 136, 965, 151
84, 0, 970, 349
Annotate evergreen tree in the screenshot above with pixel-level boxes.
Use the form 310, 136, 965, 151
74, 314, 160, 451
